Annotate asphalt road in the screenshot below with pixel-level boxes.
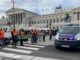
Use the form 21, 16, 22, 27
0, 36, 80, 60
30, 38, 80, 60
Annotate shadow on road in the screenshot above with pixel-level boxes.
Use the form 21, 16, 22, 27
57, 48, 80, 52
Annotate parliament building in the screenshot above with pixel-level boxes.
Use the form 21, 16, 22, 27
5, 7, 80, 29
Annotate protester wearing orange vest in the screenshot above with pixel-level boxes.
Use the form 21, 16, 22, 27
19, 29, 25, 46
0, 28, 5, 48
11, 28, 18, 48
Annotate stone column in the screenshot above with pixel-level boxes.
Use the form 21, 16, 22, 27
8, 15, 10, 23
79, 12, 80, 20
17, 13, 18, 24
10, 15, 11, 23
14, 14, 16, 25
15, 14, 17, 25
21, 13, 23, 24
10, 14, 12, 24
17, 13, 19, 24
19, 13, 21, 24
18, 13, 21, 24
20, 13, 22, 24
11, 14, 13, 25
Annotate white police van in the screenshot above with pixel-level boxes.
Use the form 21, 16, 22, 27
55, 24, 80, 49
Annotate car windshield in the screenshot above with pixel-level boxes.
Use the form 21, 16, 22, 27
60, 26, 80, 34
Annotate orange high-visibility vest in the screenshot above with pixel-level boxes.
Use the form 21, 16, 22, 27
12, 30, 17, 36
0, 30, 4, 39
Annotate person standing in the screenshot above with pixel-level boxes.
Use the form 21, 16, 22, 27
49, 30, 52, 40
34, 29, 38, 43
11, 28, 18, 48
31, 29, 34, 44
0, 28, 5, 48
19, 29, 25, 46
43, 31, 46, 42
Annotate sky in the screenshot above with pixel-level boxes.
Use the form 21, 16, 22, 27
0, 0, 80, 18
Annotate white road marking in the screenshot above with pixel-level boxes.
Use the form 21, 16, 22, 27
3, 47, 32, 54
26, 44, 45, 48
0, 52, 61, 60
18, 56, 61, 60
8, 45, 40, 50
32, 57, 61, 60
0, 52, 21, 59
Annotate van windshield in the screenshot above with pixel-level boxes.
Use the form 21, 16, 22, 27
60, 26, 80, 34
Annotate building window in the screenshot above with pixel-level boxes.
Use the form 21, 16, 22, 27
32, 21, 34, 24
40, 20, 42, 23
43, 20, 45, 23
73, 12, 76, 14
37, 20, 39, 24
56, 19, 59, 22
77, 12, 79, 20
61, 26, 62, 28
35, 21, 37, 24
54, 19, 55, 22
61, 18, 63, 22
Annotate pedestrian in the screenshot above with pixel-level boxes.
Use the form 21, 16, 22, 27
31, 29, 34, 44
31, 29, 38, 44
43, 31, 46, 42
34, 29, 38, 43
0, 28, 5, 48
49, 30, 52, 40
19, 29, 25, 46
11, 28, 18, 48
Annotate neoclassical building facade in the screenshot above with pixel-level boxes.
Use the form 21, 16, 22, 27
5, 7, 80, 29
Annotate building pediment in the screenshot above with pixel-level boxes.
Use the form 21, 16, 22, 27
5, 8, 39, 15
5, 8, 25, 13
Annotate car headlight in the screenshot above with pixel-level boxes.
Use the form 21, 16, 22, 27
77, 38, 80, 40
75, 33, 80, 41
55, 33, 59, 40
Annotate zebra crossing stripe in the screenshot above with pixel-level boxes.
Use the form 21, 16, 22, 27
0, 52, 61, 60
32, 57, 61, 60
26, 44, 45, 48
3, 47, 32, 54
8, 45, 40, 50
0, 52, 22, 59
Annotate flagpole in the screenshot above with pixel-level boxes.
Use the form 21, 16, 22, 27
12, 0, 15, 28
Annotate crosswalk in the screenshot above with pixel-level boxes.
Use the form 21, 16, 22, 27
0, 44, 61, 60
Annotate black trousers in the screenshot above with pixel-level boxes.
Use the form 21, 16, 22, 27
12, 38, 17, 48
20, 40, 23, 46
31, 36, 37, 44
49, 35, 52, 40
43, 36, 45, 42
